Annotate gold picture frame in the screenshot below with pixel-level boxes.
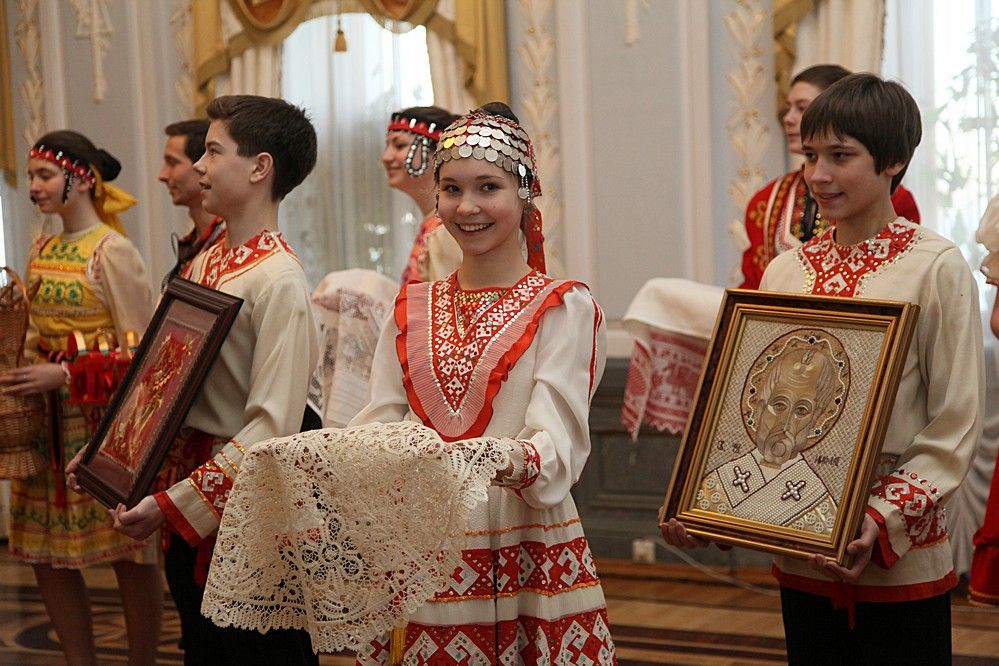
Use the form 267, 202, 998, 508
662, 289, 919, 566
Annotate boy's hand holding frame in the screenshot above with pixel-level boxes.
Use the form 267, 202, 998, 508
660, 289, 918, 568
72, 277, 242, 510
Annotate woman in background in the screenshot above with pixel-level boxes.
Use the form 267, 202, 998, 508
383, 106, 462, 284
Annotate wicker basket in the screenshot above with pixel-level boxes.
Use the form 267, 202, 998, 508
0, 266, 46, 479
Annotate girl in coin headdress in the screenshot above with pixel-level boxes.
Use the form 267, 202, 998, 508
383, 106, 462, 285
0, 131, 161, 665
349, 102, 616, 664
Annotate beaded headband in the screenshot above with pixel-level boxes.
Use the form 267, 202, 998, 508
387, 114, 443, 142
387, 114, 442, 178
434, 112, 542, 201
29, 145, 96, 188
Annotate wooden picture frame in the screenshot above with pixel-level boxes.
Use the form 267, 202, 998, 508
76, 278, 242, 509
662, 289, 919, 566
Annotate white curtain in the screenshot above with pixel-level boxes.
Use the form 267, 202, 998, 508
278, 13, 434, 287
881, 0, 999, 576
214, 2, 283, 98
426, 0, 475, 114
794, 0, 886, 75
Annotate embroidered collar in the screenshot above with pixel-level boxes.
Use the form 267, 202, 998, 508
198, 228, 296, 289
398, 271, 578, 440
799, 220, 919, 296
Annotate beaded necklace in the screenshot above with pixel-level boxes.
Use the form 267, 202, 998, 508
452, 283, 507, 338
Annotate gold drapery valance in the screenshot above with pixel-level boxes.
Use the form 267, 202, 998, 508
1, 2, 16, 186
191, 0, 508, 115
773, 0, 814, 114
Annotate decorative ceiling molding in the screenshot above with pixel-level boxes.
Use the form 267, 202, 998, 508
69, 0, 114, 102
171, 0, 196, 114
14, 0, 44, 149
516, 0, 563, 265
724, 0, 771, 280
624, 0, 650, 46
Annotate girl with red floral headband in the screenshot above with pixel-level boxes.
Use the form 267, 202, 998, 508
0, 130, 161, 665
383, 106, 463, 285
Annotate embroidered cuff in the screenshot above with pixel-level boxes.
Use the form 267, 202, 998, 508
154, 490, 201, 547
497, 439, 541, 491
189, 458, 235, 520
868, 467, 945, 563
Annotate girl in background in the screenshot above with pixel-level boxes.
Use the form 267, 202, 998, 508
0, 131, 160, 666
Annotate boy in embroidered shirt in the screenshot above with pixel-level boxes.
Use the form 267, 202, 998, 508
662, 74, 983, 663
74, 95, 321, 663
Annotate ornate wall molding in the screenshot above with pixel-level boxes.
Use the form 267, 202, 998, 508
516, 0, 563, 267
69, 0, 113, 102
724, 0, 770, 280
14, 0, 44, 148
171, 0, 196, 115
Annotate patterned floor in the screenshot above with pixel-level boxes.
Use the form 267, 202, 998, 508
2, 549, 999, 664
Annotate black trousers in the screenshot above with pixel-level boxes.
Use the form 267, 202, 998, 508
779, 585, 951, 665
165, 536, 318, 666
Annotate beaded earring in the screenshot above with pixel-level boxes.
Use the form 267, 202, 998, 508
62, 172, 75, 204
405, 136, 432, 178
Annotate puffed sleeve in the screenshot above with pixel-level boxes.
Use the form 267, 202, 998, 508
348, 291, 411, 426
492, 286, 606, 509
867, 247, 984, 567
976, 195, 999, 285
156, 269, 319, 544
423, 224, 462, 282
92, 232, 154, 342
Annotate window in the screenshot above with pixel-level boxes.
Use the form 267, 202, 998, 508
279, 12, 434, 286
883, 0, 999, 305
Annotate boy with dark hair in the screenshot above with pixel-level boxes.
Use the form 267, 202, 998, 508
663, 73, 983, 663
101, 95, 319, 663
737, 64, 921, 289
160, 119, 225, 283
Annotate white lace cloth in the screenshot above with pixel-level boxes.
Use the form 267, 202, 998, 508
201, 421, 514, 653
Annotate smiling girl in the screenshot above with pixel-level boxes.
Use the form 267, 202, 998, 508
347, 102, 616, 664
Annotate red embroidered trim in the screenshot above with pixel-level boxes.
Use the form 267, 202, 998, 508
379, 610, 615, 664
867, 506, 897, 569
800, 221, 918, 296
869, 470, 946, 548
589, 297, 603, 401
772, 564, 957, 604
397, 274, 581, 441
434, 537, 599, 601
764, 170, 803, 265
400, 215, 443, 286
154, 491, 202, 547
188, 458, 234, 520
621, 342, 650, 440
196, 229, 299, 289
